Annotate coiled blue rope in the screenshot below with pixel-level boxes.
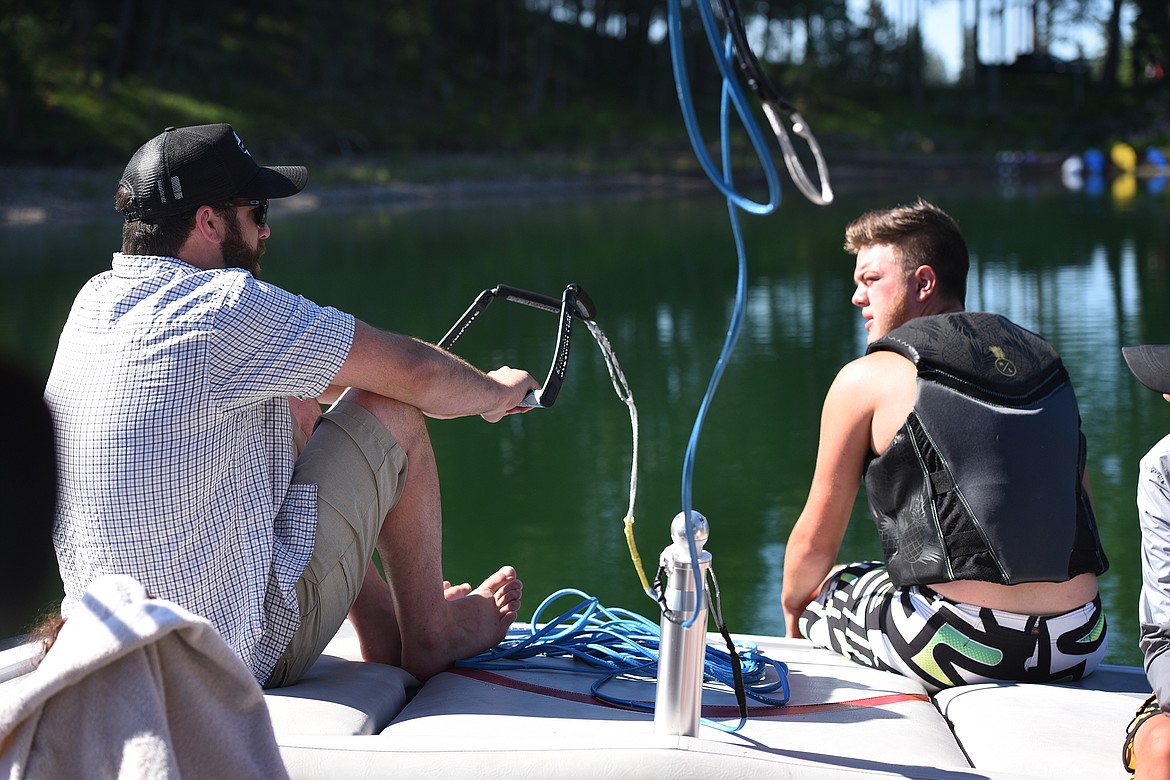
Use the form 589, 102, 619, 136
457, 589, 791, 730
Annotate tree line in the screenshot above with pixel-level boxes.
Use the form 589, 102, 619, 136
0, 0, 1166, 164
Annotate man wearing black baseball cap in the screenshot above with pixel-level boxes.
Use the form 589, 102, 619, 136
114, 123, 307, 278
45, 124, 534, 689
1122, 343, 1170, 775
118, 123, 307, 222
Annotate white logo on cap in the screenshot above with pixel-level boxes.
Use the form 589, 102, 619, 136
172, 175, 183, 200
233, 131, 252, 158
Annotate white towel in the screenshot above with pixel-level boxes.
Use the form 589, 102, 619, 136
0, 574, 288, 779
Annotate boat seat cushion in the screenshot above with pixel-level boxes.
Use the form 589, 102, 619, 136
264, 654, 418, 736
934, 664, 1150, 779
380, 637, 973, 770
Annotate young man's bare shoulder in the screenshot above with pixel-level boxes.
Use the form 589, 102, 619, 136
826, 350, 918, 437
834, 349, 915, 389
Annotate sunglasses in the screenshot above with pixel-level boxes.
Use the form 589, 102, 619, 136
220, 198, 269, 228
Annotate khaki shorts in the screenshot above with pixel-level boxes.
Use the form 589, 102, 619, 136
264, 400, 408, 688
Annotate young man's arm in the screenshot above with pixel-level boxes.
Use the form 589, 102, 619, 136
1138, 441, 1170, 708
332, 319, 537, 422
781, 357, 879, 637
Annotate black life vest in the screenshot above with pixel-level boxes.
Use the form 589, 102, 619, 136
863, 312, 1109, 587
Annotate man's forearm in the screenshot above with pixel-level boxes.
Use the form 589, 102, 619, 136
781, 553, 826, 636
335, 321, 529, 419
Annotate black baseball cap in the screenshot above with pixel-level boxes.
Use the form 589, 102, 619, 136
1123, 345, 1170, 394
118, 124, 308, 222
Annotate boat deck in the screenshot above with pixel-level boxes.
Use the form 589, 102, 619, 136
269, 623, 1148, 779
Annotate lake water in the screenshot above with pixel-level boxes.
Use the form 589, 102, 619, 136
2, 170, 1168, 667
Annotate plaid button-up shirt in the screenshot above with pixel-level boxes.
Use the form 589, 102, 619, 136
46, 253, 354, 683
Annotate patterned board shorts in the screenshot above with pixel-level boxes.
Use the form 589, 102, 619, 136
800, 561, 1108, 693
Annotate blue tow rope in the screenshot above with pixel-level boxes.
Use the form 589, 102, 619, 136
457, 589, 791, 730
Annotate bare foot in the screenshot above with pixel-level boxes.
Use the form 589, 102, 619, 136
400, 565, 522, 681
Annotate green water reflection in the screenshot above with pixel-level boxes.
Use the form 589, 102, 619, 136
3, 176, 1168, 667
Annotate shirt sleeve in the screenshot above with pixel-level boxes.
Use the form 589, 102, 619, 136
1137, 435, 1170, 707
206, 273, 355, 406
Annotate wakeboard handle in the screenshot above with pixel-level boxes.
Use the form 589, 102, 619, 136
438, 283, 597, 409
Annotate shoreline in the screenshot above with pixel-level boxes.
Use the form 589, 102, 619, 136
0, 152, 1049, 226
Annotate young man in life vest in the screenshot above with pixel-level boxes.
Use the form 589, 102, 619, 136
782, 198, 1108, 691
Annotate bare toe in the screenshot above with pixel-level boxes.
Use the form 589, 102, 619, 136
496, 578, 522, 614
444, 581, 472, 601
481, 565, 517, 589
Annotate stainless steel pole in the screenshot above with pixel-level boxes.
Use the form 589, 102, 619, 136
653, 510, 711, 736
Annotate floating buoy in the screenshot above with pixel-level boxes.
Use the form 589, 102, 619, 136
1061, 156, 1083, 190
1111, 142, 1138, 173
1083, 148, 1105, 175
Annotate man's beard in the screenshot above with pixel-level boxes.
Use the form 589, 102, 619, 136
221, 214, 265, 278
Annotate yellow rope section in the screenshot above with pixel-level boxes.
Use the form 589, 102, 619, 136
624, 515, 652, 595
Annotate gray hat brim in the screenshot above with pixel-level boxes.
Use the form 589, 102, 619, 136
1123, 345, 1170, 394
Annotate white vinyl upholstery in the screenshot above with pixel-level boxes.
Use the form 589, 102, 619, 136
269, 625, 1149, 779
265, 654, 417, 736
934, 664, 1149, 780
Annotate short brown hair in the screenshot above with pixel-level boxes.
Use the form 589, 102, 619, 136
115, 184, 198, 257
844, 198, 969, 305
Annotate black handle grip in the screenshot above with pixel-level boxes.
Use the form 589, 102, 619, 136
437, 283, 598, 409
